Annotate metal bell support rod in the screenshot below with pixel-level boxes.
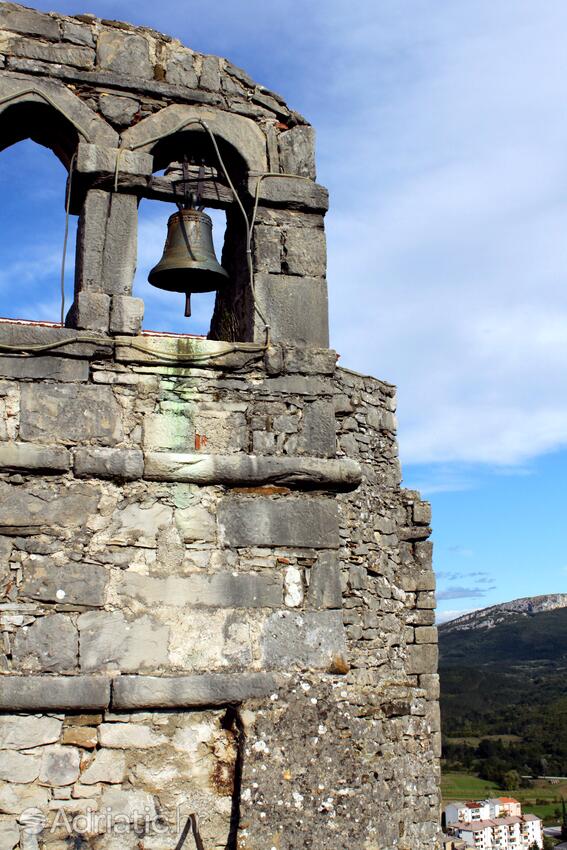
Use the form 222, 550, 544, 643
147, 157, 228, 318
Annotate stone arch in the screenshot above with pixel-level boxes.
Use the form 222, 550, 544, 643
120, 104, 268, 176
0, 75, 118, 167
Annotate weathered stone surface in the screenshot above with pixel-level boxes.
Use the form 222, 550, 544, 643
299, 399, 336, 457
78, 611, 169, 673
0, 677, 110, 712
406, 643, 439, 675
218, 497, 339, 549
0, 356, 88, 382
165, 47, 198, 87
20, 559, 107, 607
20, 384, 123, 445
61, 727, 97, 749
117, 571, 283, 608
175, 504, 216, 542
284, 226, 326, 277
307, 552, 342, 609
107, 501, 173, 547
0, 481, 100, 531
98, 93, 140, 126
75, 142, 152, 181
110, 295, 144, 335
262, 610, 346, 669
0, 6, 60, 39
62, 19, 95, 47
0, 818, 19, 849
67, 291, 111, 333
0, 782, 49, 815
278, 125, 316, 178
74, 447, 143, 480
112, 672, 278, 709
282, 345, 337, 375
80, 748, 125, 784
0, 443, 71, 472
144, 452, 361, 491
143, 413, 192, 451
250, 175, 328, 212
253, 274, 329, 347
97, 29, 153, 78
199, 55, 220, 90
102, 195, 138, 297
10, 37, 94, 68
12, 614, 78, 673
0, 715, 61, 749
38, 745, 81, 787
0, 752, 40, 784
98, 723, 166, 749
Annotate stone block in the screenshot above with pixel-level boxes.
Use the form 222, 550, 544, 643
419, 673, 440, 700
143, 413, 193, 451
102, 195, 138, 297
193, 409, 248, 453
0, 6, 60, 39
200, 55, 221, 90
0, 783, 49, 815
278, 125, 316, 178
250, 175, 329, 212
166, 46, 198, 87
39, 745, 81, 787
112, 672, 278, 709
144, 451, 360, 491
78, 611, 169, 673
20, 559, 108, 607
0, 321, 112, 359
415, 540, 433, 568
284, 227, 326, 277
73, 189, 109, 292
0, 819, 19, 850
253, 225, 282, 273
0, 443, 71, 472
97, 29, 153, 79
0, 715, 61, 749
0, 677, 110, 712
108, 501, 173, 547
98, 723, 166, 749
117, 570, 283, 608
110, 296, 144, 335
413, 501, 432, 525
98, 94, 140, 126
12, 614, 78, 673
307, 552, 342, 609
414, 626, 438, 644
283, 346, 337, 375
253, 274, 329, 347
0, 356, 88, 382
261, 610, 346, 670
80, 749, 125, 784
20, 384, 123, 445
175, 505, 216, 542
416, 591, 436, 610
218, 496, 339, 549
406, 643, 439, 675
61, 727, 97, 749
74, 447, 144, 480
11, 36, 94, 68
67, 292, 111, 333
0, 752, 40, 784
62, 20, 95, 46
298, 399, 336, 457
0, 480, 100, 533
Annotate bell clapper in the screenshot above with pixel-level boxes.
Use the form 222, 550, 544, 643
184, 292, 192, 318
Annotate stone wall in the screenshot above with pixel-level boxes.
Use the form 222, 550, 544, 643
0, 4, 440, 849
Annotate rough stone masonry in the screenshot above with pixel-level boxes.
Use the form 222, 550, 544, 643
0, 4, 441, 849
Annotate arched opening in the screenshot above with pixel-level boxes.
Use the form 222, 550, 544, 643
0, 139, 77, 324
0, 101, 80, 325
133, 128, 250, 340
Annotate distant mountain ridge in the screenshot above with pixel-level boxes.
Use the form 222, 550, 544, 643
439, 593, 567, 634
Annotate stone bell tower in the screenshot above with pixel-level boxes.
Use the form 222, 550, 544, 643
0, 4, 441, 849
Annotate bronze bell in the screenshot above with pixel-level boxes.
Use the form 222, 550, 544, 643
148, 209, 229, 317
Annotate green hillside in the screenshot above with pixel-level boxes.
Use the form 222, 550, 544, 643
439, 606, 567, 779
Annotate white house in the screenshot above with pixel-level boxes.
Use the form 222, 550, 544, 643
444, 798, 543, 849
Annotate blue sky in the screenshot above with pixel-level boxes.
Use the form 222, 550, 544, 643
2, 0, 567, 621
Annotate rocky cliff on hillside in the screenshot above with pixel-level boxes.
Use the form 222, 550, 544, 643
439, 593, 567, 634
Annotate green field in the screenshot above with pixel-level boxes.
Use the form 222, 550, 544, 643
442, 772, 567, 826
